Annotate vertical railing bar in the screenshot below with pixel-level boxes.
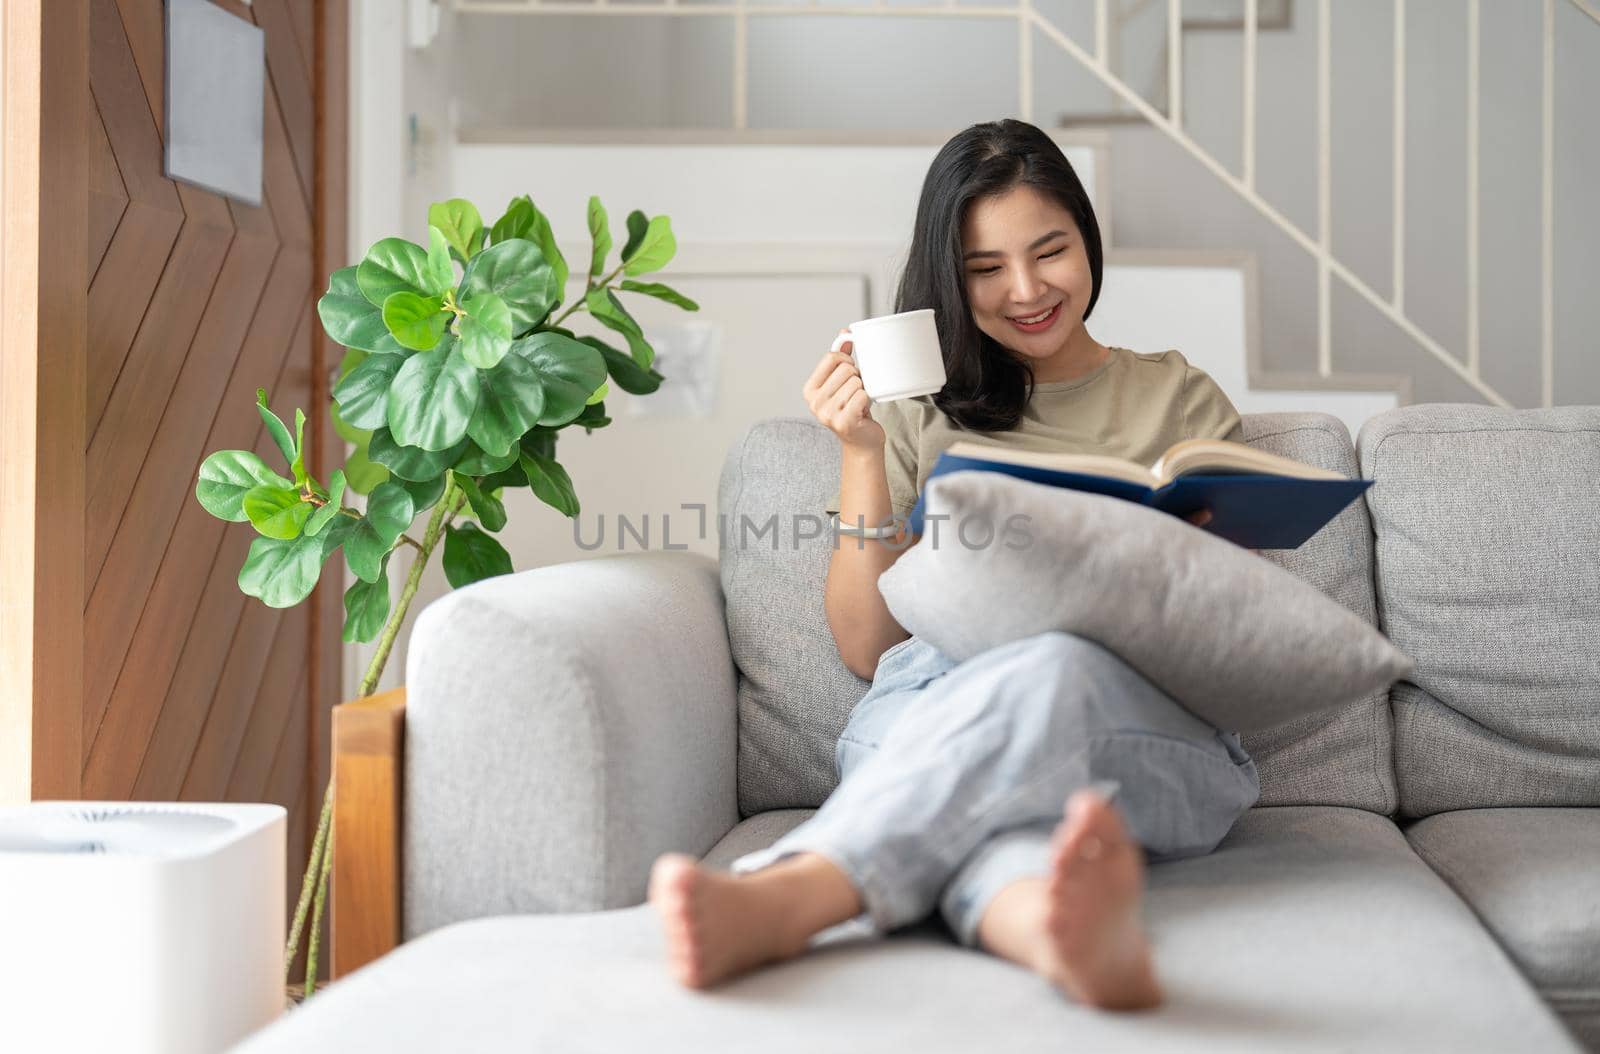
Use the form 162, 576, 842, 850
1467, 0, 1480, 377
1019, 0, 1034, 120
1025, 3, 1507, 404
1393, 0, 1405, 313
1542, 0, 1555, 407
734, 6, 747, 130
1243, 0, 1257, 188
1168, 0, 1182, 128
1095, 0, 1108, 65
1317, 0, 1331, 377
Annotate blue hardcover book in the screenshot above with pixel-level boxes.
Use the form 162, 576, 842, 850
905, 439, 1374, 550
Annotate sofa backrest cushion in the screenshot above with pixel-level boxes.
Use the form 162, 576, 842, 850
721, 413, 1397, 817
1358, 404, 1600, 818
720, 419, 862, 815
1230, 414, 1397, 812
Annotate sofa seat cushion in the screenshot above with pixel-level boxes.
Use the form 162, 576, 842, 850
1407, 808, 1600, 1047
236, 807, 1575, 1053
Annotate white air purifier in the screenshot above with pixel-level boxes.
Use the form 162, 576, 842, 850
0, 801, 286, 1054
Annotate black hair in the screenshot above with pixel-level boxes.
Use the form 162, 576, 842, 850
893, 118, 1104, 432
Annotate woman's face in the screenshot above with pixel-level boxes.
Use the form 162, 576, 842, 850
959, 185, 1095, 364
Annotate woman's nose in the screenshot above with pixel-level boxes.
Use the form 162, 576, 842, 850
1010, 267, 1045, 305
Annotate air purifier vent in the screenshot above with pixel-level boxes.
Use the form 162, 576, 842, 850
0, 805, 237, 856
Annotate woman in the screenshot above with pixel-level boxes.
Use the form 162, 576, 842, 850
647, 118, 1260, 1010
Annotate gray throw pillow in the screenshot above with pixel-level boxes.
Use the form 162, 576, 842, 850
876, 471, 1415, 734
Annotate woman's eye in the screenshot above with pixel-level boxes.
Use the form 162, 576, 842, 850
971, 247, 1066, 277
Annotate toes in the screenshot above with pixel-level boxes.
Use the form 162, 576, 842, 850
1059, 791, 1132, 859
650, 852, 700, 902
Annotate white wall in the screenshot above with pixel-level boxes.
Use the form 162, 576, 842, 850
440, 0, 1600, 406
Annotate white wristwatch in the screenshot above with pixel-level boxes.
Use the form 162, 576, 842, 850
831, 513, 903, 539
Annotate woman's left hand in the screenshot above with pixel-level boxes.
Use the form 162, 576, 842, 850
1183, 507, 1264, 557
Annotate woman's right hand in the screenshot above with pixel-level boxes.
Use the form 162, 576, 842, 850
803, 330, 884, 450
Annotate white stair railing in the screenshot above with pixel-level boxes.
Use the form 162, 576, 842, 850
452, 0, 1600, 408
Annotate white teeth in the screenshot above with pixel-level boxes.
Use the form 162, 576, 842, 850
1012, 306, 1055, 324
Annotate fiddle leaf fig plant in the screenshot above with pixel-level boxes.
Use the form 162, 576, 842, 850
192, 194, 690, 999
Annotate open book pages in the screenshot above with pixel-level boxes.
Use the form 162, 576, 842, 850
942, 438, 1346, 488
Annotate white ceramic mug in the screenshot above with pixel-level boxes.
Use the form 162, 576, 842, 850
830, 308, 947, 402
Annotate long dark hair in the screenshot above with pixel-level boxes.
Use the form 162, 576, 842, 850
894, 119, 1104, 432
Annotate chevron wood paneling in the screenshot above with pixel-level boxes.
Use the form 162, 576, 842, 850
80, 0, 343, 945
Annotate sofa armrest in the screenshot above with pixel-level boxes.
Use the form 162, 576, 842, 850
400, 551, 740, 940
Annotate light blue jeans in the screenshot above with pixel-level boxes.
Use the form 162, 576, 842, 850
729, 631, 1260, 947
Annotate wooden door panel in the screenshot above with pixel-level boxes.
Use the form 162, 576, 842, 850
71, 0, 346, 942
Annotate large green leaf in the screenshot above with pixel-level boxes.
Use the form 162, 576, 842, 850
318, 267, 404, 354
395, 473, 447, 514
490, 196, 568, 301
333, 352, 406, 431
513, 331, 607, 428
622, 215, 676, 276
337, 346, 368, 384
618, 279, 698, 312
343, 441, 390, 494
428, 199, 484, 263
520, 428, 556, 460
489, 196, 535, 243
454, 440, 518, 476
238, 531, 330, 609
196, 450, 294, 522
452, 472, 507, 532
520, 449, 579, 517
457, 291, 513, 369
577, 335, 662, 395
478, 460, 528, 492
575, 399, 611, 433
290, 408, 309, 489
342, 555, 392, 643
242, 484, 313, 540
442, 522, 513, 588
357, 238, 441, 305
344, 481, 415, 583
467, 347, 546, 456
256, 389, 297, 468
587, 195, 612, 279
620, 209, 649, 263
366, 427, 465, 482
459, 238, 558, 335
386, 339, 481, 451
425, 226, 455, 293
305, 470, 348, 536
584, 287, 654, 368
382, 291, 447, 352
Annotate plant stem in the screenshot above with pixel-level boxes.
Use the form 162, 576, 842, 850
283, 780, 331, 981
551, 264, 625, 328
361, 480, 459, 698
287, 478, 467, 998
304, 830, 335, 997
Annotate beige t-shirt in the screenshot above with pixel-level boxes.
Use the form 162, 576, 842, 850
827, 346, 1244, 519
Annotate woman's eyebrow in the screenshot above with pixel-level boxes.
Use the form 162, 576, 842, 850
963, 229, 1069, 261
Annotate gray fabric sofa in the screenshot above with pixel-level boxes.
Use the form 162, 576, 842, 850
238, 404, 1599, 1053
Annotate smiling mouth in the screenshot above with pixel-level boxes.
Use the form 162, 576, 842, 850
1007, 303, 1061, 329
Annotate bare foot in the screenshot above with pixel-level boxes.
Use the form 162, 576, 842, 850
1038, 790, 1162, 1010
648, 853, 814, 989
